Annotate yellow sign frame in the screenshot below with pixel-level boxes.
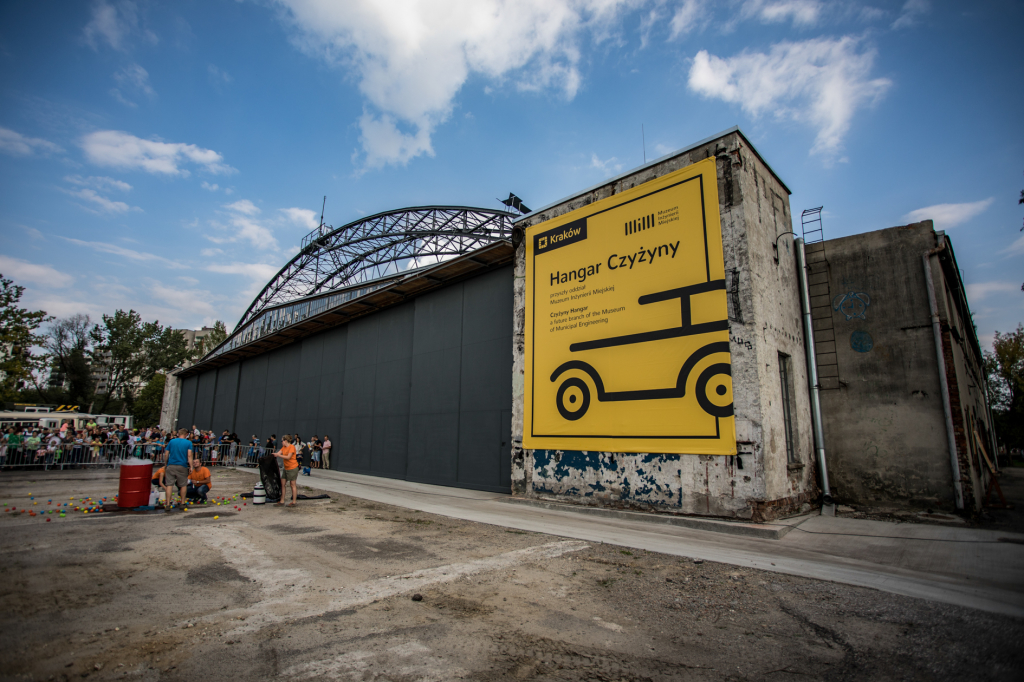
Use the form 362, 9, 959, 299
523, 158, 735, 455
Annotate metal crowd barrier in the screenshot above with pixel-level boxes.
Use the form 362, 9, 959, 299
191, 443, 270, 468
0, 442, 273, 471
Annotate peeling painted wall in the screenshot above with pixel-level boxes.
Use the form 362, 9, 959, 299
511, 130, 818, 521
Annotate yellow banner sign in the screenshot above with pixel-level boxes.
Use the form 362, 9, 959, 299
523, 158, 735, 455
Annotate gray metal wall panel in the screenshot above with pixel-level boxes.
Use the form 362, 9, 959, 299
369, 305, 413, 477
317, 326, 347, 456
194, 371, 217, 430
235, 355, 268, 443
296, 335, 325, 438
457, 408, 501, 488
211, 363, 240, 433
407, 285, 463, 484
338, 416, 373, 472
462, 267, 514, 346
341, 314, 378, 472
177, 374, 198, 431
178, 264, 513, 492
278, 343, 302, 439
411, 283, 463, 355
262, 346, 288, 441
406, 413, 459, 484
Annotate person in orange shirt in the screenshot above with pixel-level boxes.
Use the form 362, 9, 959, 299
152, 466, 165, 489
273, 434, 299, 506
187, 459, 212, 503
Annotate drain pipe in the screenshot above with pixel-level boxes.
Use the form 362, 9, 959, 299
923, 240, 965, 511
795, 239, 832, 511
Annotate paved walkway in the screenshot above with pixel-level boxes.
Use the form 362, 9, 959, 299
235, 467, 1024, 618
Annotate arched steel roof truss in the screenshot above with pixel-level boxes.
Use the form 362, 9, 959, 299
237, 206, 515, 330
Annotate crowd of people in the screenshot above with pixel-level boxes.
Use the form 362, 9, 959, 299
0, 422, 172, 468
0, 419, 332, 476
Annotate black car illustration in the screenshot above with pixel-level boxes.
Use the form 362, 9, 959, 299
550, 280, 732, 421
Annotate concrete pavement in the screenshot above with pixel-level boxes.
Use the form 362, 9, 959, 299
236, 467, 1024, 618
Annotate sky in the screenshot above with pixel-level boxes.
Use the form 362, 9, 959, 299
0, 0, 1021, 349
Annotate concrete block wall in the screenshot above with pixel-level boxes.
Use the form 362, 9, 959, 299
816, 222, 994, 512
511, 129, 818, 521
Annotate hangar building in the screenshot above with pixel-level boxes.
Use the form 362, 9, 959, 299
165, 127, 997, 518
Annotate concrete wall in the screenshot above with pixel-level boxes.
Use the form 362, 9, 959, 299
816, 222, 994, 512
511, 130, 818, 521
159, 371, 181, 432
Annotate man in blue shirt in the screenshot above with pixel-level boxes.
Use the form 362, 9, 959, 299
162, 428, 194, 510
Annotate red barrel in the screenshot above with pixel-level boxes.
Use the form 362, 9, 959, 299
118, 460, 154, 508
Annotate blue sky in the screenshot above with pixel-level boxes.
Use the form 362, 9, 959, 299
1, 0, 1021, 348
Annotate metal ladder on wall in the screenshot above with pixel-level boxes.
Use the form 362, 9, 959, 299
801, 208, 840, 390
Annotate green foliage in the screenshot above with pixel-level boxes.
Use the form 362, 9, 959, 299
44, 314, 94, 405
90, 310, 192, 412
985, 324, 1024, 448
194, 320, 228, 359
0, 275, 50, 401
132, 373, 166, 428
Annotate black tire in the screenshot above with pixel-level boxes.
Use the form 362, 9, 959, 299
695, 363, 733, 418
556, 377, 591, 421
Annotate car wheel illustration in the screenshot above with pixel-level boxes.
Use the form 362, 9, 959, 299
556, 377, 591, 421
695, 363, 733, 418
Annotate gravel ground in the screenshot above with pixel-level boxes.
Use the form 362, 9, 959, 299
1, 469, 1021, 682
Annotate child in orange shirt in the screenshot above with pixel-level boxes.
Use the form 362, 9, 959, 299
273, 435, 299, 506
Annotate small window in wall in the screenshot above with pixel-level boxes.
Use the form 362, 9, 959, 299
778, 352, 797, 464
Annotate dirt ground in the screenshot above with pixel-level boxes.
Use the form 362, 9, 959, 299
1, 469, 1022, 682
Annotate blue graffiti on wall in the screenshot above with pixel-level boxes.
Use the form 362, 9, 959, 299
850, 330, 874, 353
832, 291, 871, 320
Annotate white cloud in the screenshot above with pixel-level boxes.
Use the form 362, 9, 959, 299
64, 187, 140, 214
206, 262, 282, 282
0, 255, 74, 288
200, 248, 223, 257
64, 174, 132, 192
1005, 233, 1024, 257
280, 207, 319, 230
226, 217, 278, 250
687, 36, 891, 157
80, 130, 236, 176
148, 282, 217, 318
269, 0, 636, 169
62, 237, 183, 268
742, 0, 823, 27
208, 64, 232, 84
892, 0, 930, 29
668, 0, 708, 39
903, 198, 993, 229
201, 181, 220, 191
590, 153, 623, 176
82, 0, 157, 51
225, 199, 260, 216
356, 111, 435, 169
207, 201, 278, 250
114, 63, 155, 101
0, 126, 63, 156
966, 281, 1019, 303
22, 226, 45, 240
109, 88, 137, 108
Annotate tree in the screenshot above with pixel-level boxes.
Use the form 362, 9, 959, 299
194, 320, 228, 359
90, 310, 191, 413
0, 275, 50, 401
43, 314, 94, 405
985, 324, 1024, 449
132, 372, 166, 428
